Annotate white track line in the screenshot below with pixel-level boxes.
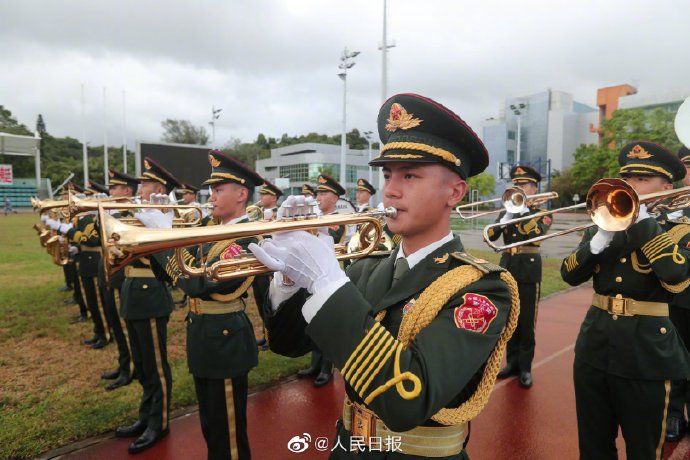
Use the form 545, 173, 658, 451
493, 343, 575, 391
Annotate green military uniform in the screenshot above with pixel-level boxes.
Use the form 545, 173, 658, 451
488, 166, 552, 387
97, 169, 141, 390
64, 198, 109, 348
151, 150, 269, 459
561, 141, 690, 459
260, 94, 520, 458
64, 183, 88, 321
667, 145, 690, 441
114, 157, 179, 453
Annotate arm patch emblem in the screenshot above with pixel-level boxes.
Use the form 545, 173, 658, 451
453, 293, 498, 333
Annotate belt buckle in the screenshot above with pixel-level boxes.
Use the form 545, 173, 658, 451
510, 247, 518, 255
608, 297, 627, 315
188, 298, 199, 314
351, 404, 376, 451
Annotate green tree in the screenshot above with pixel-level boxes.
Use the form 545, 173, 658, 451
601, 108, 680, 151
0, 105, 32, 135
160, 119, 209, 145
465, 172, 495, 199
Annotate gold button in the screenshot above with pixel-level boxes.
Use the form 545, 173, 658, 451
222, 329, 229, 336
615, 294, 623, 299
612, 314, 618, 320
512, 234, 517, 237
530, 258, 535, 262
660, 327, 667, 334
620, 258, 627, 263
615, 277, 622, 283
142, 284, 148, 289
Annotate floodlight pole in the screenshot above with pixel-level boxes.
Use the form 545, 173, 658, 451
81, 84, 89, 186
338, 48, 360, 189
103, 87, 108, 185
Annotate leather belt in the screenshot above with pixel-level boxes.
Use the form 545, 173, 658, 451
509, 246, 540, 255
592, 293, 668, 317
342, 398, 467, 457
124, 266, 155, 278
188, 298, 244, 315
80, 245, 102, 253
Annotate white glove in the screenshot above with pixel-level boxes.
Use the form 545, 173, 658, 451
46, 218, 61, 230
59, 222, 73, 234
500, 212, 515, 224
68, 245, 79, 255
635, 203, 650, 223
40, 214, 49, 223
590, 227, 614, 254
134, 209, 174, 229
377, 202, 385, 211
263, 208, 274, 221
248, 230, 347, 294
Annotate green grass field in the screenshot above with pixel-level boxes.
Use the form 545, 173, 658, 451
0, 213, 570, 458
0, 213, 309, 459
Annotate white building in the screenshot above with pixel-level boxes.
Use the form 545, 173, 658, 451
255, 142, 380, 201
481, 90, 598, 191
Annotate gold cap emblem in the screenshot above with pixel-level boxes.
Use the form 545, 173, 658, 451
627, 145, 653, 159
144, 160, 151, 170
385, 103, 423, 132
318, 176, 327, 184
514, 167, 525, 175
209, 154, 221, 167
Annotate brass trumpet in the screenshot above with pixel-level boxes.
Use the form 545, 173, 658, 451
32, 197, 69, 216
456, 188, 558, 219
68, 193, 204, 226
483, 178, 690, 252
99, 204, 397, 282
45, 234, 69, 266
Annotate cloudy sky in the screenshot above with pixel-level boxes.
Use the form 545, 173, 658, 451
1, 0, 688, 149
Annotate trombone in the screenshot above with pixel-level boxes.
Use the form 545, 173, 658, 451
99, 204, 397, 282
455, 188, 558, 219
483, 178, 690, 252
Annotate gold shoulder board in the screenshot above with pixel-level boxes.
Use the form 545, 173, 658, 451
450, 252, 505, 274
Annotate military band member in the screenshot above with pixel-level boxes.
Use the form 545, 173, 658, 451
355, 178, 376, 213
489, 165, 551, 388
46, 182, 110, 348
258, 180, 283, 220
140, 151, 269, 459
114, 158, 179, 453
178, 183, 200, 205
62, 183, 88, 322
561, 141, 690, 458
251, 94, 519, 459
295, 173, 350, 388
666, 145, 690, 442
98, 169, 139, 391
302, 183, 316, 198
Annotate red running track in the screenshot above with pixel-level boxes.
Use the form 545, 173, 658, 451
60, 286, 690, 460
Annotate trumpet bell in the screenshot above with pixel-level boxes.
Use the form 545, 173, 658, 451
503, 188, 527, 214
587, 178, 638, 232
